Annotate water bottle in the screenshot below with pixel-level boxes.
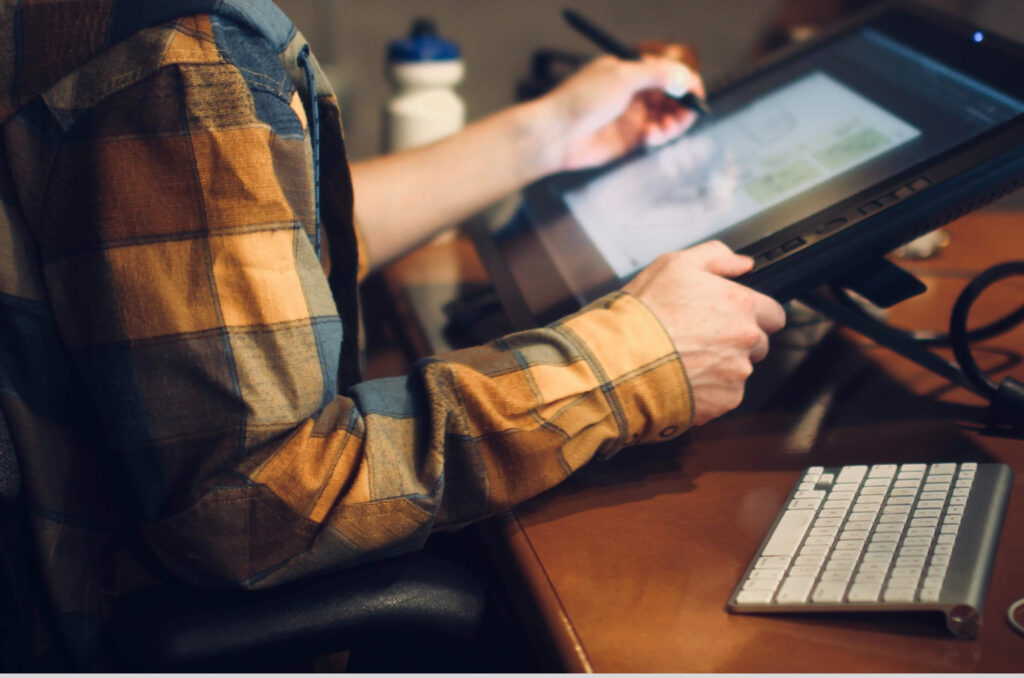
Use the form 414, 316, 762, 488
384, 18, 465, 152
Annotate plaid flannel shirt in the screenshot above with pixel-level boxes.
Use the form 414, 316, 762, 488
0, 0, 693, 667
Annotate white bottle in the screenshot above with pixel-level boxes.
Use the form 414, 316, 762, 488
385, 18, 465, 152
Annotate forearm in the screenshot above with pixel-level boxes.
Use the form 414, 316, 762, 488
351, 96, 562, 268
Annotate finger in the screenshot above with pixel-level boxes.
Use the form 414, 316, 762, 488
644, 109, 697, 148
702, 251, 755, 279
750, 330, 770, 364
752, 294, 788, 335
675, 240, 735, 268
677, 240, 754, 278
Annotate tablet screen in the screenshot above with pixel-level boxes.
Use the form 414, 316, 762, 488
545, 27, 1024, 279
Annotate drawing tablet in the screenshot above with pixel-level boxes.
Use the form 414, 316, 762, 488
472, 2, 1024, 328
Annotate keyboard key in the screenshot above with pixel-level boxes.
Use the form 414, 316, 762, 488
867, 541, 897, 553
737, 590, 775, 604
749, 568, 785, 580
838, 466, 868, 482
824, 559, 856, 573
919, 587, 942, 602
906, 527, 936, 538
814, 517, 843, 528
776, 576, 816, 603
834, 539, 866, 551
820, 570, 852, 582
812, 581, 848, 602
743, 577, 780, 591
848, 587, 881, 603
756, 556, 791, 569
804, 535, 835, 546
858, 562, 889, 573
762, 510, 815, 556
868, 465, 897, 478
798, 544, 830, 556
871, 532, 899, 542
795, 554, 826, 567
854, 572, 886, 584
788, 565, 821, 577
883, 588, 917, 602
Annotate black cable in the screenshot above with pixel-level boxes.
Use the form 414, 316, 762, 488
948, 261, 1024, 398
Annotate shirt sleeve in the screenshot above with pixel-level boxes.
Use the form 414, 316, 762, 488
29, 16, 694, 588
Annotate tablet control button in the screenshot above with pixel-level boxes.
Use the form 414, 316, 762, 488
878, 193, 898, 206
894, 186, 915, 200
817, 217, 847, 234
859, 201, 883, 215
765, 246, 785, 260
909, 177, 931, 191
782, 237, 805, 252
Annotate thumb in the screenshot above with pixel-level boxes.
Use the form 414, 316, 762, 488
677, 240, 754, 278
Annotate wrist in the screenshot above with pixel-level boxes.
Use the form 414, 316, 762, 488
508, 94, 571, 182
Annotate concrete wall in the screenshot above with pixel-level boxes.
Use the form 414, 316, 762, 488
274, 1, 1024, 162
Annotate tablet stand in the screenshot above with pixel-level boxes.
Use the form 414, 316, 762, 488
797, 257, 976, 394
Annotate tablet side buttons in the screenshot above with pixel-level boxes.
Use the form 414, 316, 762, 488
816, 217, 847, 234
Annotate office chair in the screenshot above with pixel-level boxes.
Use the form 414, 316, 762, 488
0, 402, 487, 672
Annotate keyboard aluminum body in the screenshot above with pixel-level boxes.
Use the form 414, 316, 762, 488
727, 462, 1013, 638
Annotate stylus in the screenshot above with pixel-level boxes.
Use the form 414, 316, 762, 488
562, 8, 711, 116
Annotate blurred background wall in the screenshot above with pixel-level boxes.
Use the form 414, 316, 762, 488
273, 0, 1024, 161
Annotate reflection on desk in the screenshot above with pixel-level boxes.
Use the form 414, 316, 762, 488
382, 211, 1024, 672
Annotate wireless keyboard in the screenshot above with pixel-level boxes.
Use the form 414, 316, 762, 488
727, 462, 1013, 638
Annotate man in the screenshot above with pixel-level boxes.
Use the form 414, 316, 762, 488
0, 0, 784, 667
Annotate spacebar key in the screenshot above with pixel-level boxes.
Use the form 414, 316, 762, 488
760, 510, 815, 557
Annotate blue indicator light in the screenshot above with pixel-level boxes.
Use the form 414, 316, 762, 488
974, 31, 984, 43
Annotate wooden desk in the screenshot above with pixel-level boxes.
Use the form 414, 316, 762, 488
383, 211, 1024, 672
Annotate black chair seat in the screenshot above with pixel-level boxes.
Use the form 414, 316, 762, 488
110, 551, 487, 672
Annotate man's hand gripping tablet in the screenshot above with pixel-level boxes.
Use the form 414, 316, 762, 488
624, 241, 787, 425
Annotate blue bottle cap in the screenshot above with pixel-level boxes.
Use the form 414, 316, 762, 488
387, 18, 460, 62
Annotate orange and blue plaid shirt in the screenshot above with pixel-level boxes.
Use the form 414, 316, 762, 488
0, 0, 693, 667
